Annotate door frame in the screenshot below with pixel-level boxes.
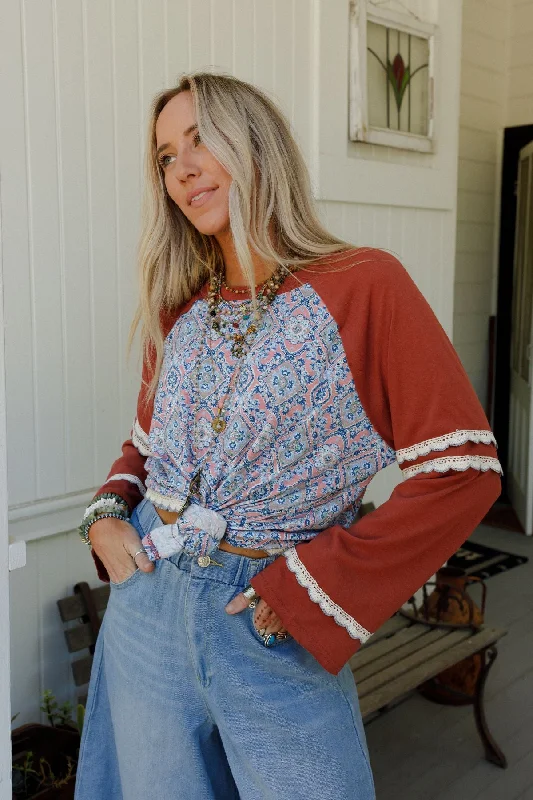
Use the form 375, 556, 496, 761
492, 124, 533, 499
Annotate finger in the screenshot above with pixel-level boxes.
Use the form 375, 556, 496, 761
256, 614, 283, 635
124, 536, 155, 573
133, 550, 155, 573
253, 601, 277, 627
224, 592, 249, 614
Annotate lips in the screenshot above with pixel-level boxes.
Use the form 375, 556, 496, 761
187, 187, 217, 206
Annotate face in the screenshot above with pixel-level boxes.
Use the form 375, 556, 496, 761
155, 91, 233, 239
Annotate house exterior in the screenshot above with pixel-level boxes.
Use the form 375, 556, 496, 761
0, 0, 531, 790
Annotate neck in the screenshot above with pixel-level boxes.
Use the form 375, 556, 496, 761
215, 228, 276, 288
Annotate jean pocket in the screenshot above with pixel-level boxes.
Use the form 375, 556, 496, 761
110, 568, 141, 589
248, 606, 293, 648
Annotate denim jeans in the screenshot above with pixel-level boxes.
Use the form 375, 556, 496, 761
75, 499, 375, 800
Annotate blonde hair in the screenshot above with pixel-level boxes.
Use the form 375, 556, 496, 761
133, 71, 352, 397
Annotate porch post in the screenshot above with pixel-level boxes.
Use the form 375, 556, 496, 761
0, 185, 12, 798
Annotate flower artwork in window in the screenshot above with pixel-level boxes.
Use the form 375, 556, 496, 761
367, 22, 429, 136
349, 1, 435, 152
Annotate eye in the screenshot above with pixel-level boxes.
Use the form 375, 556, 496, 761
193, 131, 202, 147
158, 153, 175, 169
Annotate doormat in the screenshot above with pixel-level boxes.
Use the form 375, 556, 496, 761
448, 540, 529, 580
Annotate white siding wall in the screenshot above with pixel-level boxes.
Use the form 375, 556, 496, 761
507, 0, 533, 127
2, 0, 463, 723
454, 0, 510, 407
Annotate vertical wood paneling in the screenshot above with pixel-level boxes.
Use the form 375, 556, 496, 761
292, 0, 312, 164
83, 0, 121, 482
113, 0, 143, 435
139, 0, 167, 117
272, 0, 293, 119
253, 0, 275, 91
210, 0, 233, 72
233, 0, 254, 82
1, 0, 36, 505
24, 0, 66, 498
55, 0, 94, 493
165, 0, 190, 83
189, 0, 211, 70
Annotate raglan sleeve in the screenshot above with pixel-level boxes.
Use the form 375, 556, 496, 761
89, 349, 155, 582
250, 255, 502, 674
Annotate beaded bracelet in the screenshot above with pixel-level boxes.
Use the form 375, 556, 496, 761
78, 493, 130, 546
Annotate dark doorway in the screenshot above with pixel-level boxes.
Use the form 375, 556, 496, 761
493, 124, 533, 500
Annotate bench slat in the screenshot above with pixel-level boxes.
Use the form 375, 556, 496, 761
57, 585, 110, 622
72, 655, 93, 687
350, 621, 433, 673
64, 622, 97, 654
362, 615, 410, 646
358, 626, 506, 718
354, 626, 458, 683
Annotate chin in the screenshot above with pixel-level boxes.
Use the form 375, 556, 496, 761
186, 213, 230, 238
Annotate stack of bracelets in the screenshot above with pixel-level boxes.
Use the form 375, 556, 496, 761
78, 492, 130, 546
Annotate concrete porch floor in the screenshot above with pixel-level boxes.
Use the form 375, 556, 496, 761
364, 523, 533, 800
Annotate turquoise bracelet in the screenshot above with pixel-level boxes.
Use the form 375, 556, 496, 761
79, 493, 130, 546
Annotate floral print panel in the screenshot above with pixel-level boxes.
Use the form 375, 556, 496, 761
145, 285, 396, 553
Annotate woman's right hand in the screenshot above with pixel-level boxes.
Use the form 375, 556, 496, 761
88, 517, 155, 584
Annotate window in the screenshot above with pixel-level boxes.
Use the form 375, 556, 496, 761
349, 0, 436, 152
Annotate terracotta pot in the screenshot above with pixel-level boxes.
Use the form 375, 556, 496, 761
12, 723, 79, 800
418, 567, 487, 705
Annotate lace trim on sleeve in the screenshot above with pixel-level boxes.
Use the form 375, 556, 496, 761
105, 473, 146, 496
396, 430, 497, 464
284, 547, 372, 643
132, 418, 152, 457
402, 455, 502, 479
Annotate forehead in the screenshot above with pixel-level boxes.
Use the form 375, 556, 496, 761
155, 91, 195, 142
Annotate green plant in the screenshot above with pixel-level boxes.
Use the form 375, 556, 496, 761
40, 689, 85, 734
12, 749, 76, 797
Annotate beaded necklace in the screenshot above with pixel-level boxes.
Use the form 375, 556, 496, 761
205, 263, 292, 434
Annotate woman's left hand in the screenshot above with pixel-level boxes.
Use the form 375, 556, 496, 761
225, 593, 289, 638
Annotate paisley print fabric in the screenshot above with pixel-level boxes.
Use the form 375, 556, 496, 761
144, 285, 396, 555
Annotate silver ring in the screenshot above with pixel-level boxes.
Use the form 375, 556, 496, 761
243, 585, 259, 607
133, 549, 146, 559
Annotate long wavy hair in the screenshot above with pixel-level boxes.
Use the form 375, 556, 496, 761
132, 71, 353, 396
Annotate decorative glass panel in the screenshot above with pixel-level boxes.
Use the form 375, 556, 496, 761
366, 21, 429, 136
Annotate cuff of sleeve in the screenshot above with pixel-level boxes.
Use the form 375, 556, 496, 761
250, 557, 362, 675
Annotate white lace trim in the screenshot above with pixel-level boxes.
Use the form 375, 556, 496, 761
284, 548, 372, 643
145, 487, 189, 514
132, 418, 152, 457
105, 473, 146, 496
396, 430, 497, 464
402, 455, 502, 479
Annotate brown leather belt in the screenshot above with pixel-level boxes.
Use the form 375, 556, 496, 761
155, 507, 269, 559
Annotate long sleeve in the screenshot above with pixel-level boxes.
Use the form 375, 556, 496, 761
250, 250, 502, 674
90, 349, 156, 582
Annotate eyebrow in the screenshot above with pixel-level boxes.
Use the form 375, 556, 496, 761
156, 123, 198, 158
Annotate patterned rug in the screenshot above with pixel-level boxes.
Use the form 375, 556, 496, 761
448, 540, 529, 580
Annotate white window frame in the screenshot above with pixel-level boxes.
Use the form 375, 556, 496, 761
349, 0, 436, 153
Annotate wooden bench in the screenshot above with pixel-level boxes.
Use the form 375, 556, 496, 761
58, 582, 507, 768
350, 612, 508, 768
57, 582, 110, 705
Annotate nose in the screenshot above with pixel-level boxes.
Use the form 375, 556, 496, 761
173, 150, 201, 183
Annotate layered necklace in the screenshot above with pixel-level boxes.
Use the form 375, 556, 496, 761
204, 262, 292, 434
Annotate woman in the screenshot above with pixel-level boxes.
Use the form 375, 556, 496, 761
75, 72, 501, 800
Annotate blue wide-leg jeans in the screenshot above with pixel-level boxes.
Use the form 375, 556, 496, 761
75, 499, 376, 800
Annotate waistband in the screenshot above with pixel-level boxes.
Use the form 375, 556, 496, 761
134, 497, 279, 587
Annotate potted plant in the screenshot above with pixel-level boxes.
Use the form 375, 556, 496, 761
11, 691, 84, 800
